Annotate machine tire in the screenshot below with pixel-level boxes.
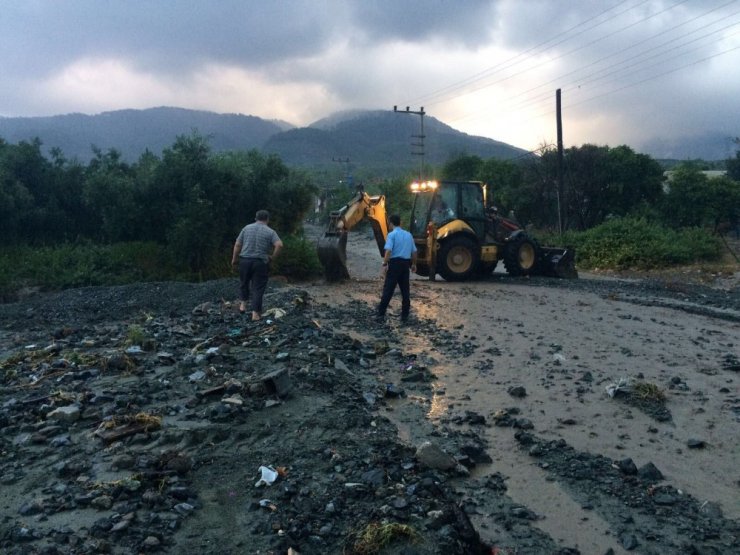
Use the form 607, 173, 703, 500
438, 236, 479, 281
503, 234, 540, 276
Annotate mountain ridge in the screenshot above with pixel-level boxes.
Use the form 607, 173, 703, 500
0, 107, 732, 174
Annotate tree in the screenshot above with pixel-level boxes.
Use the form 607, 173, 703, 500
660, 164, 711, 228
441, 155, 483, 181
727, 149, 740, 181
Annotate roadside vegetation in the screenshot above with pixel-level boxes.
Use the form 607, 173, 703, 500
1, 135, 738, 300
440, 147, 740, 272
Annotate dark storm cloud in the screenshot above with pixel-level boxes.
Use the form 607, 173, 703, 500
346, 0, 500, 46
0, 1, 340, 76
0, 0, 737, 153
0, 0, 499, 79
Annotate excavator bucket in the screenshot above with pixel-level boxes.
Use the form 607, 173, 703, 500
539, 247, 578, 279
317, 232, 350, 282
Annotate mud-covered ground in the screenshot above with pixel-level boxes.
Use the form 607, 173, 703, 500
0, 228, 738, 554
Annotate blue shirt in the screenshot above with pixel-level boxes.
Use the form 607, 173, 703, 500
384, 227, 417, 260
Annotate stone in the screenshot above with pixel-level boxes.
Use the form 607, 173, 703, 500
47, 405, 81, 422
91, 495, 113, 510
617, 458, 638, 475
143, 536, 161, 547
637, 462, 663, 481
508, 386, 527, 398
415, 441, 457, 471
110, 519, 130, 532
619, 532, 639, 550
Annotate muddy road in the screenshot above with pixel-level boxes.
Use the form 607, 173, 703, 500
305, 225, 740, 553
0, 224, 738, 554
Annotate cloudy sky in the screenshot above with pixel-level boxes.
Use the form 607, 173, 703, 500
1, 0, 738, 154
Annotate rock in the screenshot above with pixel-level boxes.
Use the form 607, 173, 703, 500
47, 405, 81, 422
637, 462, 663, 482
653, 493, 677, 505
143, 535, 161, 547
361, 468, 386, 487
687, 438, 706, 449
619, 532, 639, 550
111, 519, 132, 533
508, 385, 527, 398
513, 418, 534, 429
18, 498, 45, 516
617, 458, 638, 475
262, 368, 292, 397
415, 441, 457, 471
384, 383, 405, 398
91, 495, 113, 510
511, 506, 537, 519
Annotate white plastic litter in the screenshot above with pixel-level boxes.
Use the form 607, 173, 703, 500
606, 377, 631, 398
553, 353, 566, 362
262, 308, 286, 319
255, 465, 278, 487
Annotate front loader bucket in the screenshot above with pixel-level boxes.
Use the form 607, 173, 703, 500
540, 247, 578, 279
317, 232, 350, 282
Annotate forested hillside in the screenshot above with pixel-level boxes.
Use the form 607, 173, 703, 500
0, 107, 289, 163
0, 107, 526, 175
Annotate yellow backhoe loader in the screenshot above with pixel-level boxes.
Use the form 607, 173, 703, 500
317, 181, 577, 281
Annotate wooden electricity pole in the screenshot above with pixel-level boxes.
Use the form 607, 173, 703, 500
393, 106, 426, 180
556, 89, 564, 235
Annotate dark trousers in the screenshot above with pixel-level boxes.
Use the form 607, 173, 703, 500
378, 258, 411, 318
239, 258, 269, 313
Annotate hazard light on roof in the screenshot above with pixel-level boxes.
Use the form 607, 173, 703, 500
410, 180, 438, 193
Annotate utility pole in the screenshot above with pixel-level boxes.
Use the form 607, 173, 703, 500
393, 106, 426, 180
556, 89, 564, 236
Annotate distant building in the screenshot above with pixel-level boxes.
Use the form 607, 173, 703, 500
662, 170, 727, 192
663, 170, 727, 181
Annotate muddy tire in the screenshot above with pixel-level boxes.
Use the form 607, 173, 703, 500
438, 236, 479, 281
503, 234, 539, 276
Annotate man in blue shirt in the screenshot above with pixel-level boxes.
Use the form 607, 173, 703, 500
377, 214, 417, 322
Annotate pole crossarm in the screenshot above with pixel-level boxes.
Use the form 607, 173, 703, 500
393, 106, 426, 180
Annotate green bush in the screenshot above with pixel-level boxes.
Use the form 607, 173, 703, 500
540, 217, 722, 270
0, 241, 185, 296
272, 234, 322, 280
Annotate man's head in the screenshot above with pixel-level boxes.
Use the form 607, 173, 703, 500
255, 210, 270, 222
389, 214, 401, 228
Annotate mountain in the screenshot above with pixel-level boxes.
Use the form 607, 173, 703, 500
0, 107, 289, 163
0, 107, 526, 174
263, 110, 528, 175
639, 132, 738, 162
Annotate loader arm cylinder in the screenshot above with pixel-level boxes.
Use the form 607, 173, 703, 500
317, 191, 389, 281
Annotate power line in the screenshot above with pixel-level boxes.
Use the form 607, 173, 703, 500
494, 11, 740, 118
445, 1, 739, 126
424, 0, 692, 111
403, 0, 644, 107
520, 42, 740, 126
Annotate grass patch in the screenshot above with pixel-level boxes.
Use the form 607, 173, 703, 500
0, 235, 322, 300
125, 324, 147, 346
632, 381, 666, 403
348, 522, 420, 555
537, 217, 723, 270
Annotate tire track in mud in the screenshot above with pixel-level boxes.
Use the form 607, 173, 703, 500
314, 272, 740, 554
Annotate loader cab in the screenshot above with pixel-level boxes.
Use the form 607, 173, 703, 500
410, 180, 487, 239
